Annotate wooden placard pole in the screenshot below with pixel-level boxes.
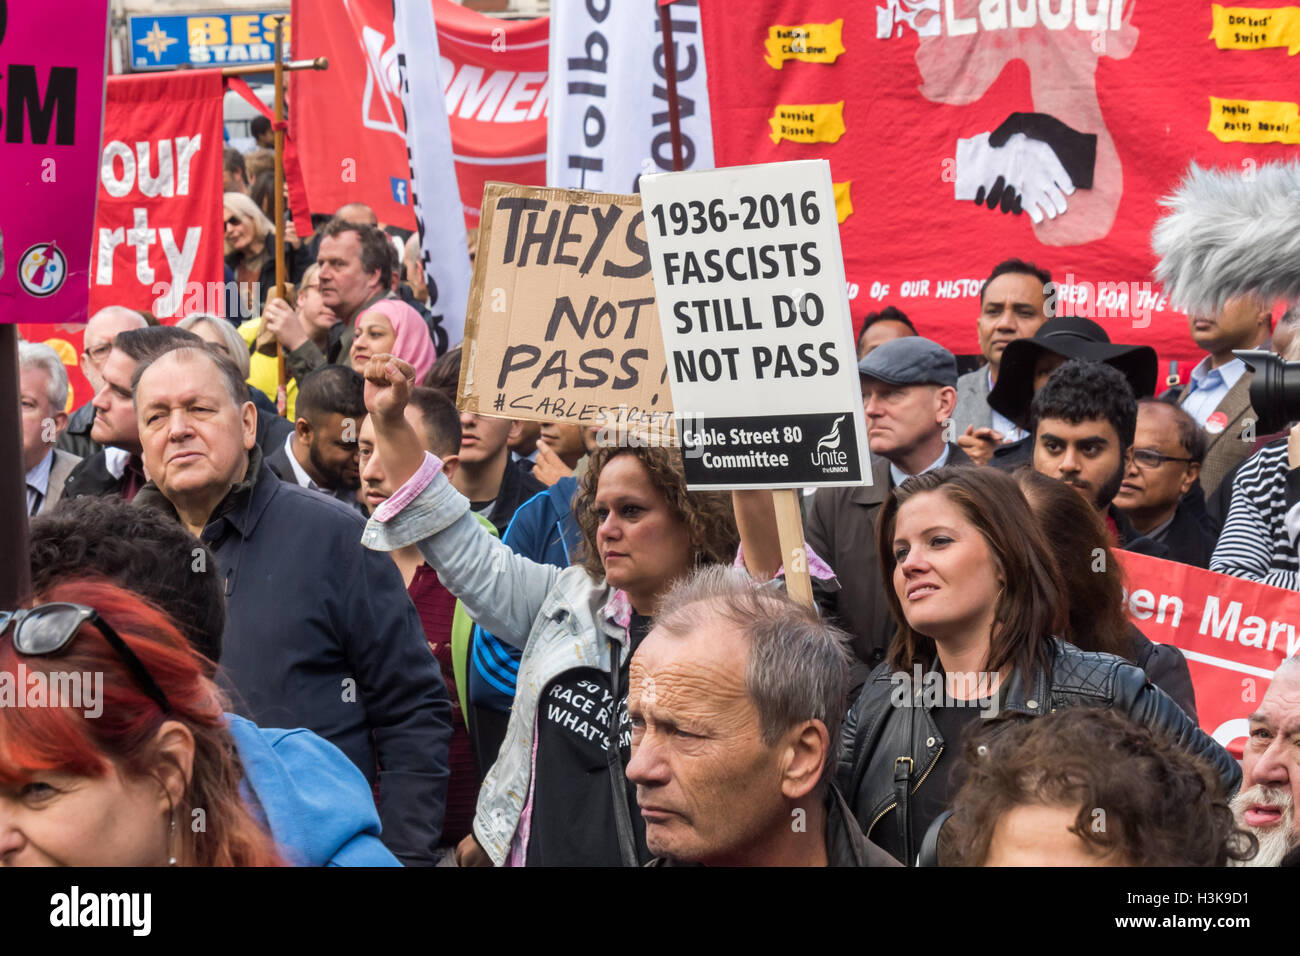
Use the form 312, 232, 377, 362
0, 325, 33, 608
271, 15, 288, 393
773, 488, 815, 610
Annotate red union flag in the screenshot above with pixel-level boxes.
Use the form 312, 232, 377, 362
89, 71, 225, 318
1117, 551, 1298, 758
291, 0, 548, 230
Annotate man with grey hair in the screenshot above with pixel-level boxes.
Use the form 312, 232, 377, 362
58, 305, 147, 459
19, 341, 80, 516
625, 567, 899, 867
130, 342, 454, 866
1232, 656, 1300, 866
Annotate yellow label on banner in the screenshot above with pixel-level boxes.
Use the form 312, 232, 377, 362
1210, 4, 1300, 54
1208, 97, 1300, 143
768, 102, 846, 144
764, 20, 845, 69
833, 181, 853, 223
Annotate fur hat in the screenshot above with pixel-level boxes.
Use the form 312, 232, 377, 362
1151, 161, 1300, 316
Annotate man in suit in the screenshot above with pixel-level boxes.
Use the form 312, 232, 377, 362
952, 259, 1053, 460
19, 342, 81, 517
63, 327, 200, 503
806, 337, 972, 693
58, 306, 147, 460
1177, 294, 1270, 497
265, 364, 365, 509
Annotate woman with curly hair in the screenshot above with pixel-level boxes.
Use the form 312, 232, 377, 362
357, 355, 763, 867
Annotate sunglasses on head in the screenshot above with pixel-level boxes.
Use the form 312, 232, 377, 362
1, 603, 173, 715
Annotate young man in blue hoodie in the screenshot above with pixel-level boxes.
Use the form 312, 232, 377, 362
28, 497, 400, 867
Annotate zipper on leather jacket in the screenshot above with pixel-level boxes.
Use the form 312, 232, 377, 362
866, 745, 944, 846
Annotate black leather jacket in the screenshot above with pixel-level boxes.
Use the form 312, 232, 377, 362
837, 638, 1242, 865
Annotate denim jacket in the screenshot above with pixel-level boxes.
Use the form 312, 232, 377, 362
362, 464, 628, 865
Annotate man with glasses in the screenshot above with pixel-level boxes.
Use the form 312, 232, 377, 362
1113, 400, 1217, 568
57, 306, 146, 460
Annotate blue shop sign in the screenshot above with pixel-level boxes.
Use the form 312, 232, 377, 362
129, 11, 290, 70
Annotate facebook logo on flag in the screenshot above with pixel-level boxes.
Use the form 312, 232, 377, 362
390, 177, 410, 205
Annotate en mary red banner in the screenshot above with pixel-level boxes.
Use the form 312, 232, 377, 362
1118, 550, 1297, 757
699, 1, 1300, 376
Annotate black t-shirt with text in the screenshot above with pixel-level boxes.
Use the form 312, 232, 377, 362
526, 613, 653, 866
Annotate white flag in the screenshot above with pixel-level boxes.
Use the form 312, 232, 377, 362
546, 0, 714, 192
393, 0, 472, 352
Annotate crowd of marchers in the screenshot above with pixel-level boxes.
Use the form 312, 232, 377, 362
5, 155, 1299, 866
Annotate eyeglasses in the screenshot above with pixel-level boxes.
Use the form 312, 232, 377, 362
82, 343, 113, 364
1132, 448, 1195, 470
1, 603, 173, 715
224, 215, 242, 229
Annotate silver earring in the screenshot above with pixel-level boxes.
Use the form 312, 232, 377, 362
168, 810, 178, 866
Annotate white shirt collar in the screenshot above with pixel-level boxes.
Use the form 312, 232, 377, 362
283, 432, 319, 490
1189, 355, 1247, 391
890, 444, 951, 487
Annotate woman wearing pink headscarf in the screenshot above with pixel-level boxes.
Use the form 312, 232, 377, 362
350, 299, 438, 384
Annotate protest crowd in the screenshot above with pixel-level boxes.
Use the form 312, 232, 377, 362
6, 1, 1300, 876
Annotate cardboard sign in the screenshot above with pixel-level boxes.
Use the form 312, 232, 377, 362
459, 182, 673, 439
639, 160, 868, 489
1117, 550, 1297, 758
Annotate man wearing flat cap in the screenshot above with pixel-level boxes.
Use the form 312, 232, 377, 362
805, 337, 972, 694
965, 316, 1158, 471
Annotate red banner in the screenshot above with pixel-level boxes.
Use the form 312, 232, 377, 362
1118, 551, 1296, 757
433, 0, 549, 228
291, 0, 548, 231
88, 71, 225, 319
699, 2, 1300, 377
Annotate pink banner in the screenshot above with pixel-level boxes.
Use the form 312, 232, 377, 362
0, 0, 110, 324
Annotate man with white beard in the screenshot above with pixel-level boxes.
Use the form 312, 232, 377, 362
1232, 658, 1300, 866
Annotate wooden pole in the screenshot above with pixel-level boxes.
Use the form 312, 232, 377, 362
773, 489, 815, 610
657, 4, 685, 172
220, 57, 328, 77
0, 325, 33, 608
271, 16, 288, 393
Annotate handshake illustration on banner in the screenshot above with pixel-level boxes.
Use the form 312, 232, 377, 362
954, 112, 1098, 224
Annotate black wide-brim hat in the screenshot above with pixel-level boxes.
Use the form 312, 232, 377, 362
988, 317, 1158, 430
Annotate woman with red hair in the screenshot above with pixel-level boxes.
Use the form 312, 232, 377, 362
0, 579, 285, 866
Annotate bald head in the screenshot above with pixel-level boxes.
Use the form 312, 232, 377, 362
335, 202, 378, 227
83, 307, 147, 392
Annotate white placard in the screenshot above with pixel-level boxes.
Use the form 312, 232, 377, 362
640, 159, 869, 489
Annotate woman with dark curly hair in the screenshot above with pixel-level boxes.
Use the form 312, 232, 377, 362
358, 355, 761, 867
940, 708, 1256, 866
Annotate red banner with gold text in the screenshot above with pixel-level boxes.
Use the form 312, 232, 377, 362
699, 1, 1300, 377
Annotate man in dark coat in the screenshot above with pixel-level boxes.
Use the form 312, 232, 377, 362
132, 341, 453, 866
806, 337, 973, 694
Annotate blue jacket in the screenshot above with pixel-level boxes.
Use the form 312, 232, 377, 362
136, 452, 453, 867
227, 714, 401, 866
469, 477, 580, 711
